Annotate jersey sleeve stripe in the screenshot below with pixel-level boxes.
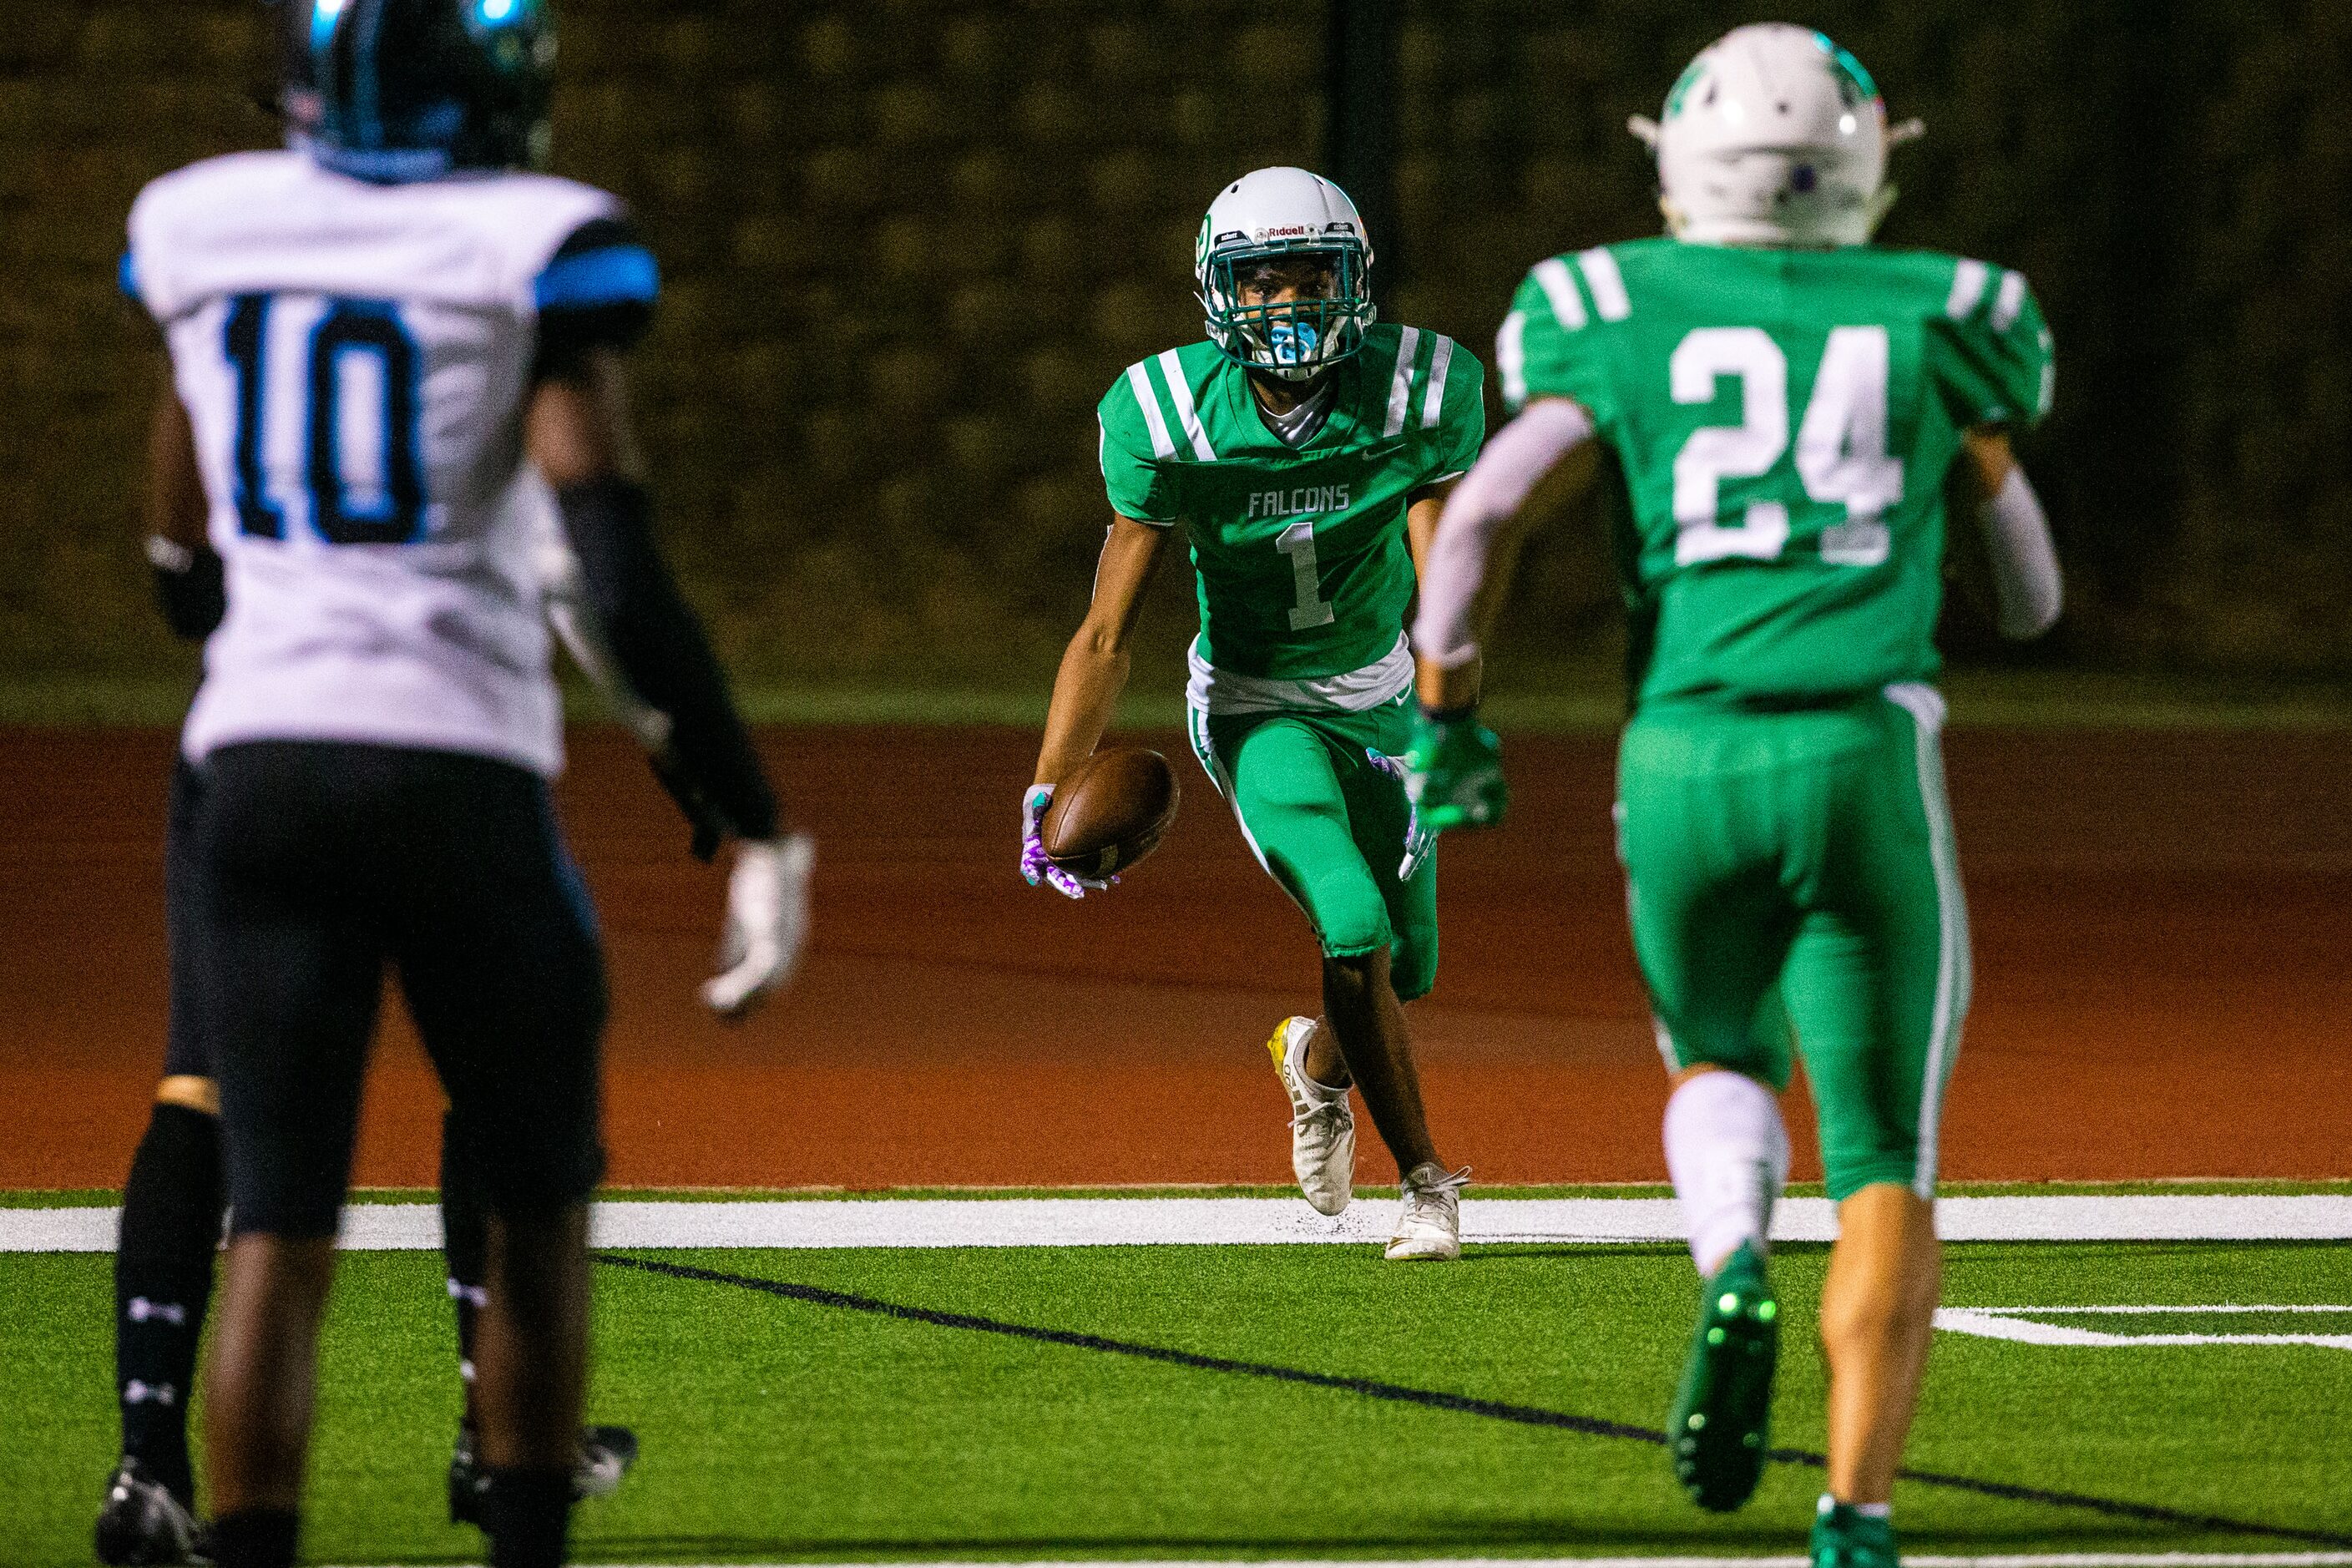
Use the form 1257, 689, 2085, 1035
1383, 325, 1423, 438
118, 251, 141, 306
1945, 258, 1991, 318
1530, 258, 1587, 331
1419, 334, 1454, 430
1496, 311, 1529, 409
1576, 248, 1631, 321
1990, 269, 2028, 332
534, 245, 660, 312
1156, 349, 1217, 462
1124, 362, 1178, 458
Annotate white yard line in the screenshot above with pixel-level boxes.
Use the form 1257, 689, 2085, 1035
1937, 1303, 2352, 1350
8, 1193, 2352, 1254
325, 1556, 2352, 1568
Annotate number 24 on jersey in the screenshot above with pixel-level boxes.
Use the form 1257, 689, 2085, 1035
1671, 325, 1904, 569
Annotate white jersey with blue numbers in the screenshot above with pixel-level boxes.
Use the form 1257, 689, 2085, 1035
124, 150, 657, 776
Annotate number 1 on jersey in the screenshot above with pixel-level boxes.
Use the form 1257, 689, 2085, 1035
1670, 324, 1903, 568
1277, 520, 1336, 630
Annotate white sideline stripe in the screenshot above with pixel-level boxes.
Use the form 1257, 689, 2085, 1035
325, 1556, 2352, 1568
9, 1195, 2352, 1254
1938, 1302, 2352, 1350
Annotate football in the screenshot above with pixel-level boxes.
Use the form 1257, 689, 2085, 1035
1042, 746, 1181, 880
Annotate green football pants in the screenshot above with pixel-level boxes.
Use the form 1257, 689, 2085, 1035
1616, 684, 1968, 1201
1189, 694, 1439, 1000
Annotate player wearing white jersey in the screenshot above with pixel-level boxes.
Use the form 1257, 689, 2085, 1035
94, 481, 686, 1568
116, 5, 809, 1567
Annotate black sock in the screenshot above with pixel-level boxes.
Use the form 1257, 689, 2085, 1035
482, 1466, 573, 1568
442, 1110, 490, 1437
114, 1102, 224, 1503
207, 1507, 298, 1568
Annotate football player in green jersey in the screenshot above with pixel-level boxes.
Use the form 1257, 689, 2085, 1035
1403, 26, 2061, 1565
1024, 167, 1487, 1260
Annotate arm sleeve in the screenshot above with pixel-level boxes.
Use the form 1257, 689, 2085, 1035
1927, 260, 2056, 431
1978, 465, 2063, 640
556, 477, 781, 840
1410, 398, 1596, 669
1095, 380, 1184, 524
1497, 260, 1617, 421
532, 216, 660, 379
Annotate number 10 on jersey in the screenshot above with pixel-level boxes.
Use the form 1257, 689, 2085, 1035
221, 292, 427, 547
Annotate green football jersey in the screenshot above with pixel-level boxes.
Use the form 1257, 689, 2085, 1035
1099, 323, 1486, 685
1502, 236, 2054, 709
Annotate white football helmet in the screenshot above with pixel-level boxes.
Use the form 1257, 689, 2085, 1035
1630, 25, 1921, 249
1195, 166, 1377, 382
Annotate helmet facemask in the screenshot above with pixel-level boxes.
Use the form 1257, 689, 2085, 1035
1198, 240, 1374, 383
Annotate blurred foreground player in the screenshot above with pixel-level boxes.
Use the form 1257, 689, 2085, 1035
114, 3, 809, 1565
1404, 27, 2061, 1568
96, 480, 721, 1565
1026, 168, 1484, 1258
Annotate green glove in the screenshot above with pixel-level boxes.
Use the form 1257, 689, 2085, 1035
1404, 706, 1508, 832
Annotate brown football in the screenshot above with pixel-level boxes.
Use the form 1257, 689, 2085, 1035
1042, 746, 1181, 880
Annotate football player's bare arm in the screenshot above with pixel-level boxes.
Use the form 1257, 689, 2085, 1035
147, 382, 206, 550
1032, 515, 1169, 788
527, 349, 645, 487
144, 373, 226, 641
1404, 478, 1456, 578
1411, 397, 1600, 711
1957, 426, 2062, 640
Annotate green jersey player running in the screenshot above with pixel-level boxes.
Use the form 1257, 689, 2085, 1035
1024, 167, 1485, 1260
1404, 26, 2061, 1566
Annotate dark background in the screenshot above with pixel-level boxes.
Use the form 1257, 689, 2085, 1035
2, 1, 2347, 693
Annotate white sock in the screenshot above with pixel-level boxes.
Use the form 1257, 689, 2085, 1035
1821, 1493, 1891, 1520
1663, 1070, 1790, 1276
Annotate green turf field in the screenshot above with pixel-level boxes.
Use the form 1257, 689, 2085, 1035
5, 1218, 2350, 1565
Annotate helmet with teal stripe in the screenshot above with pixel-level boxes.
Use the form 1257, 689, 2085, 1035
1630, 24, 1921, 249
1194, 167, 1378, 383
273, 0, 554, 181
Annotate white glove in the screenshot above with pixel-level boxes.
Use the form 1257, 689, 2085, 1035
702, 832, 814, 1020
1365, 749, 1438, 881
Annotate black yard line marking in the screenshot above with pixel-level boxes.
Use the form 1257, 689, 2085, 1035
595, 1252, 2352, 1550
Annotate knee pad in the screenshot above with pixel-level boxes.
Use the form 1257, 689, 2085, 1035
1310, 880, 1394, 962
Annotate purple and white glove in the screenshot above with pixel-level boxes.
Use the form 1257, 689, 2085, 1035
1020, 784, 1113, 899
1367, 749, 1438, 881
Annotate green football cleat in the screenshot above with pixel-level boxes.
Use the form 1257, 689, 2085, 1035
1666, 1240, 1780, 1511
1402, 707, 1508, 832
1811, 1500, 1899, 1568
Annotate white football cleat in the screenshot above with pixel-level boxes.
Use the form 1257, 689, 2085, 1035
1386, 1162, 1470, 1261
1265, 1016, 1355, 1216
